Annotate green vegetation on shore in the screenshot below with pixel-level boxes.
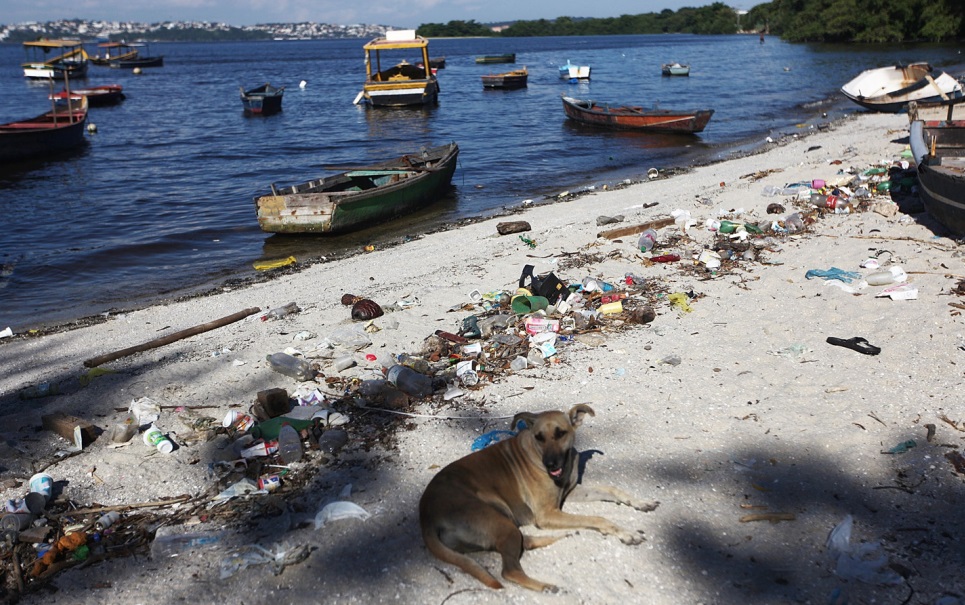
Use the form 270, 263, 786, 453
418, 0, 964, 43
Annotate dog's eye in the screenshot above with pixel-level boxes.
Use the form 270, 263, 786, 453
554, 428, 567, 440
534, 433, 545, 442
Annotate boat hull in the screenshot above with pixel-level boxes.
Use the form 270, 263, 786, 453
110, 56, 164, 68
241, 84, 284, 115
841, 63, 963, 113
909, 120, 965, 236
51, 85, 124, 107
482, 69, 528, 90
561, 96, 713, 134
255, 142, 459, 234
662, 64, 690, 76
0, 100, 88, 163
476, 54, 516, 64
364, 80, 439, 107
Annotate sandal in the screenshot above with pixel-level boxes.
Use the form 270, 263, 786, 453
826, 336, 881, 356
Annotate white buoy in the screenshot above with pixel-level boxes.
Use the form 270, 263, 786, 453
87, 123, 97, 133
299, 80, 307, 89
133, 67, 142, 75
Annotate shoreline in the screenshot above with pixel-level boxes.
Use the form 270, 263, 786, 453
3, 101, 842, 338
2, 110, 963, 605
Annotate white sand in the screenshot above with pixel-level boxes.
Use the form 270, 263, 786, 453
1, 111, 963, 605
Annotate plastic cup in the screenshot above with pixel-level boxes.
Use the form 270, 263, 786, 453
598, 301, 624, 315
222, 411, 255, 432
1, 513, 33, 531
29, 473, 53, 500
142, 425, 174, 454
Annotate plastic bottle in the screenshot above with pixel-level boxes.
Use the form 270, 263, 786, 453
718, 220, 740, 234
866, 266, 907, 286
266, 352, 315, 381
386, 365, 433, 398
142, 424, 174, 454
249, 416, 313, 440
397, 354, 431, 374
637, 228, 657, 252
19, 381, 58, 400
151, 532, 223, 558
276, 424, 303, 465
96, 511, 120, 531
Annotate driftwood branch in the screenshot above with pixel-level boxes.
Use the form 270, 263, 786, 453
49, 495, 192, 519
597, 216, 675, 240
84, 307, 261, 367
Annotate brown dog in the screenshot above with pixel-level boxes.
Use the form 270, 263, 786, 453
419, 404, 658, 592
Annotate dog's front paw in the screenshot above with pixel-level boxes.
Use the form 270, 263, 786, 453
630, 499, 660, 513
618, 529, 646, 546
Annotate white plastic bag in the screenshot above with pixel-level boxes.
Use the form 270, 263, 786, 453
826, 515, 902, 585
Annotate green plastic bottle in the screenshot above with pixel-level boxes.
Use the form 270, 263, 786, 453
718, 220, 740, 234
250, 416, 313, 440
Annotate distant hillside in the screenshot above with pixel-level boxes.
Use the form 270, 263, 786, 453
0, 19, 391, 43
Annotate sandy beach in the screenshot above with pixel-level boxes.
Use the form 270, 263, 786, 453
1, 110, 964, 605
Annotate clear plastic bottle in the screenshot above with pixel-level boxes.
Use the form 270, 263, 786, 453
386, 365, 433, 398
276, 424, 302, 465
266, 352, 315, 381
151, 532, 223, 558
637, 228, 657, 252
96, 511, 120, 531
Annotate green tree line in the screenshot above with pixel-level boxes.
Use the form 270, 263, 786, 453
417, 0, 963, 42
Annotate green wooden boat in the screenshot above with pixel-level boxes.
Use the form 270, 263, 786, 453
475, 54, 516, 64
254, 142, 459, 234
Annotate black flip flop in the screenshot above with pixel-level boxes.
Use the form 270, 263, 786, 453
826, 336, 881, 356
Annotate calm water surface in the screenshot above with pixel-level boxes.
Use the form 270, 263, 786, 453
0, 35, 961, 331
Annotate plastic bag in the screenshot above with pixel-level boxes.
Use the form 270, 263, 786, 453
219, 542, 310, 579
826, 515, 902, 585
314, 501, 371, 529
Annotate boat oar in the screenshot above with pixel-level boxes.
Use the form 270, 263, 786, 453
352, 90, 365, 105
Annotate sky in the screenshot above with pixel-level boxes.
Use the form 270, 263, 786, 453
0, 0, 730, 29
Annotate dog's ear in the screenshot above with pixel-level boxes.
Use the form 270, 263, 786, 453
568, 404, 595, 428
511, 412, 538, 432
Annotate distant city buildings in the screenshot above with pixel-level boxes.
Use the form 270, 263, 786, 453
0, 19, 392, 42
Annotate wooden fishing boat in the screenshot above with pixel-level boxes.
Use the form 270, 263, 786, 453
482, 67, 528, 90
0, 96, 88, 163
908, 97, 965, 123
254, 142, 459, 234
110, 43, 164, 68
50, 84, 124, 107
559, 60, 591, 82
561, 96, 714, 134
89, 42, 139, 66
841, 62, 962, 113
22, 40, 89, 80
360, 31, 439, 107
661, 62, 690, 76
909, 118, 965, 236
241, 83, 284, 115
475, 54, 515, 64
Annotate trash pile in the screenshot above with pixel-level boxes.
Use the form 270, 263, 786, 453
0, 149, 934, 599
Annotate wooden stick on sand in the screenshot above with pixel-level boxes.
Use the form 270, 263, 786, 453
83, 307, 261, 367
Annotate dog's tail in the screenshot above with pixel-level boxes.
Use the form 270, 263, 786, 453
421, 524, 503, 589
